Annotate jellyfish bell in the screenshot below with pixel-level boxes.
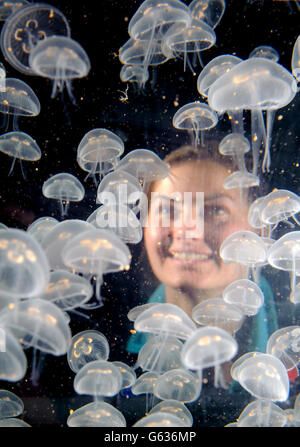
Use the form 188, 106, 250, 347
0, 2, 71, 75
260, 189, 300, 227
172, 101, 218, 146
131, 371, 159, 396
266, 326, 300, 372
77, 128, 124, 185
0, 131, 41, 178
248, 196, 269, 231
149, 399, 193, 427
42, 172, 85, 218
112, 361, 136, 389
67, 401, 126, 427
67, 330, 110, 373
27, 216, 59, 245
0, 390, 24, 419
119, 36, 169, 67
207, 57, 297, 173
153, 368, 201, 403
223, 171, 260, 191
0, 328, 27, 382
223, 279, 264, 316
237, 399, 288, 427
0, 418, 31, 427
292, 35, 300, 82
133, 411, 187, 427
0, 0, 30, 21
249, 45, 280, 62
120, 64, 149, 89
0, 228, 50, 298
189, 0, 226, 29
73, 359, 123, 397
29, 35, 91, 103
127, 302, 160, 322
219, 133, 250, 170
96, 169, 143, 207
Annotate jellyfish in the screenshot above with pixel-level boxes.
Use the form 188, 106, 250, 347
172, 101, 218, 146
29, 35, 91, 104
119, 36, 169, 68
260, 189, 300, 229
120, 64, 149, 89
137, 334, 184, 374
0, 390, 24, 419
207, 57, 297, 173
115, 148, 170, 191
153, 368, 201, 403
0, 418, 31, 427
189, 0, 226, 29
73, 359, 123, 398
67, 330, 110, 373
62, 228, 132, 306
0, 62, 6, 92
0, 77, 40, 131
42, 270, 94, 311
161, 18, 216, 74
41, 219, 94, 271
149, 399, 193, 427
0, 2, 71, 75
42, 172, 85, 217
266, 325, 300, 372
95, 203, 143, 244
127, 302, 160, 322
237, 399, 288, 427
223, 279, 264, 316
27, 216, 58, 245
67, 401, 126, 427
231, 352, 290, 402
249, 45, 280, 62
292, 35, 300, 81
0, 329, 27, 382
77, 128, 124, 185
133, 412, 187, 427
220, 230, 268, 282
191, 298, 245, 334
267, 231, 300, 301
248, 195, 269, 235
131, 371, 159, 396
0, 131, 41, 178
112, 361, 136, 390
0, 228, 50, 298
290, 281, 300, 304
134, 302, 197, 341
181, 326, 238, 390
0, 0, 30, 22
196, 54, 244, 132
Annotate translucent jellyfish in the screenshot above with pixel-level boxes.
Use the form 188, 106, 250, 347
41, 219, 94, 271
0, 298, 72, 356
0, 390, 24, 418
73, 359, 123, 397
189, 0, 226, 29
0, 329, 27, 382
266, 326, 300, 372
0, 418, 31, 427
127, 302, 160, 322
0, 77, 40, 130
96, 169, 143, 208
248, 196, 269, 232
161, 18, 216, 74
67, 401, 126, 427
237, 399, 288, 427
197, 54, 243, 132
207, 57, 297, 173
0, 131, 41, 178
267, 231, 300, 300
131, 371, 159, 396
260, 189, 300, 227
149, 399, 193, 427
134, 302, 197, 340
119, 37, 169, 67
112, 361, 136, 389
27, 216, 58, 245
77, 128, 124, 185
0, 223, 7, 230
29, 35, 91, 103
153, 368, 201, 403
42, 270, 93, 311
67, 330, 110, 373
191, 298, 245, 334
223, 279, 264, 316
62, 228, 132, 306
249, 45, 280, 62
0, 2, 71, 75
137, 334, 184, 374
231, 352, 290, 402
0, 62, 6, 92
42, 172, 85, 218
0, 228, 50, 298
0, 0, 29, 21
290, 282, 300, 304
120, 64, 149, 89
292, 35, 300, 81
133, 412, 188, 427
220, 230, 268, 282
181, 326, 238, 389
115, 148, 170, 191
172, 101, 218, 146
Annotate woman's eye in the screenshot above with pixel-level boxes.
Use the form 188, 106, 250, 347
205, 205, 229, 221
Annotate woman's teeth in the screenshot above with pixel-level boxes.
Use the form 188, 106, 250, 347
170, 251, 211, 261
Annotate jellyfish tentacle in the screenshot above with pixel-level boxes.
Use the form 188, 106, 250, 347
262, 110, 275, 173
8, 156, 16, 176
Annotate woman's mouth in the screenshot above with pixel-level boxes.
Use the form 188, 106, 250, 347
168, 250, 213, 262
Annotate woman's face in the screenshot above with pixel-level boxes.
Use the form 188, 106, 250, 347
144, 160, 253, 296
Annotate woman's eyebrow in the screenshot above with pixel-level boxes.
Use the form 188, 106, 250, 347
204, 193, 235, 202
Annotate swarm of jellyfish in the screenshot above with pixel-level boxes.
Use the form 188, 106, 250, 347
0, 0, 299, 429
